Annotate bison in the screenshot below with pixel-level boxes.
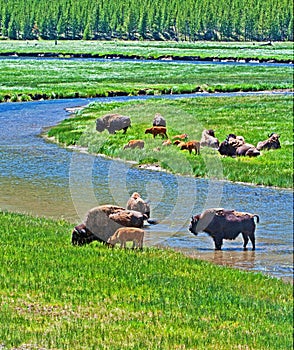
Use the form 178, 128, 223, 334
172, 134, 189, 141
200, 129, 219, 149
107, 227, 145, 249
218, 134, 260, 157
256, 133, 281, 151
126, 192, 150, 218
71, 223, 105, 246
189, 208, 259, 250
123, 140, 145, 150
162, 139, 172, 146
153, 113, 166, 127
96, 113, 131, 134
235, 144, 260, 157
145, 126, 168, 138
179, 140, 200, 155
71, 205, 147, 246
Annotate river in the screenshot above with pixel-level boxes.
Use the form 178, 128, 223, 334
0, 95, 293, 282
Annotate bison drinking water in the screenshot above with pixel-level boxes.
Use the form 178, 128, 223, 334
189, 208, 259, 250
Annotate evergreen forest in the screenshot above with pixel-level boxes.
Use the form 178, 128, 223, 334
0, 0, 293, 42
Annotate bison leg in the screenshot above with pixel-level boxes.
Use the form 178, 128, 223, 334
248, 232, 255, 251
243, 231, 255, 250
213, 237, 223, 250
242, 233, 249, 250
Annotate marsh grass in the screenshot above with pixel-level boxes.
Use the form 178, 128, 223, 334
0, 211, 292, 349
48, 94, 293, 188
0, 40, 293, 62
0, 56, 292, 102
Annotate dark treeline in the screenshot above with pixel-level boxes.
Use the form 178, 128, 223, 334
0, 0, 293, 42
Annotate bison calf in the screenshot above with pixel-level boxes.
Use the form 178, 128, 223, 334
145, 126, 168, 138
123, 140, 145, 150
180, 140, 200, 155
107, 227, 145, 249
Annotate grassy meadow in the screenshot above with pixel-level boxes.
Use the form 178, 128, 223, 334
47, 94, 293, 188
0, 41, 293, 102
0, 40, 293, 62
0, 210, 292, 349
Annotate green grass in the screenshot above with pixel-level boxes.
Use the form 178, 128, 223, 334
0, 43, 293, 102
0, 210, 292, 349
47, 94, 293, 188
1, 40, 293, 62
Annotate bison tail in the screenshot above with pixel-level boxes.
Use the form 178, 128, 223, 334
254, 214, 260, 223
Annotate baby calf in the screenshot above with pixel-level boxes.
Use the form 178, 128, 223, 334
145, 126, 168, 138
107, 227, 145, 249
180, 140, 200, 155
172, 133, 189, 141
123, 139, 145, 150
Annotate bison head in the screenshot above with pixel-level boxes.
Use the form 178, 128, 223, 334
188, 215, 201, 235
218, 140, 237, 156
72, 224, 103, 246
96, 118, 106, 132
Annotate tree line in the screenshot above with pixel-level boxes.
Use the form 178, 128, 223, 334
0, 0, 293, 42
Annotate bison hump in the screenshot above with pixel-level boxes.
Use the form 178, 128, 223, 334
84, 205, 144, 242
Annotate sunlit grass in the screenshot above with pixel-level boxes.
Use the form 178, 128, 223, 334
0, 40, 293, 61
0, 210, 292, 349
0, 56, 292, 102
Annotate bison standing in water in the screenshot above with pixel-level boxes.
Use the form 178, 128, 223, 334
189, 208, 259, 250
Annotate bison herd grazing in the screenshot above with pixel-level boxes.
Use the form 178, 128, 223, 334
96, 112, 281, 158
75, 112, 282, 251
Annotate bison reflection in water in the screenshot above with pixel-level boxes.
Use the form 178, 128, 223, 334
189, 208, 259, 251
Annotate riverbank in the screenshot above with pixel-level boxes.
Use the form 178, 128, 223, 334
46, 94, 293, 188
1, 210, 292, 349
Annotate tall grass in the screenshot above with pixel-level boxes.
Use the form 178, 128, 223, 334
47, 94, 293, 188
0, 40, 293, 62
0, 211, 292, 349
0, 57, 292, 102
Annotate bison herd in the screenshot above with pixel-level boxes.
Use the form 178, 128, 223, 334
74, 112, 282, 251
96, 112, 281, 158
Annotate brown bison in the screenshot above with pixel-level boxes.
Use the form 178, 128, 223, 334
107, 227, 145, 249
256, 133, 281, 151
71, 205, 146, 246
145, 126, 168, 138
172, 134, 189, 141
179, 140, 200, 155
162, 139, 172, 146
126, 192, 150, 218
123, 140, 145, 150
189, 208, 259, 250
218, 134, 260, 157
96, 113, 131, 134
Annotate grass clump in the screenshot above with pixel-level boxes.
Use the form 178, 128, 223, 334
0, 210, 292, 349
47, 94, 293, 188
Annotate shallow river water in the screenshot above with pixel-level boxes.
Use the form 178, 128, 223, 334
0, 95, 293, 282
